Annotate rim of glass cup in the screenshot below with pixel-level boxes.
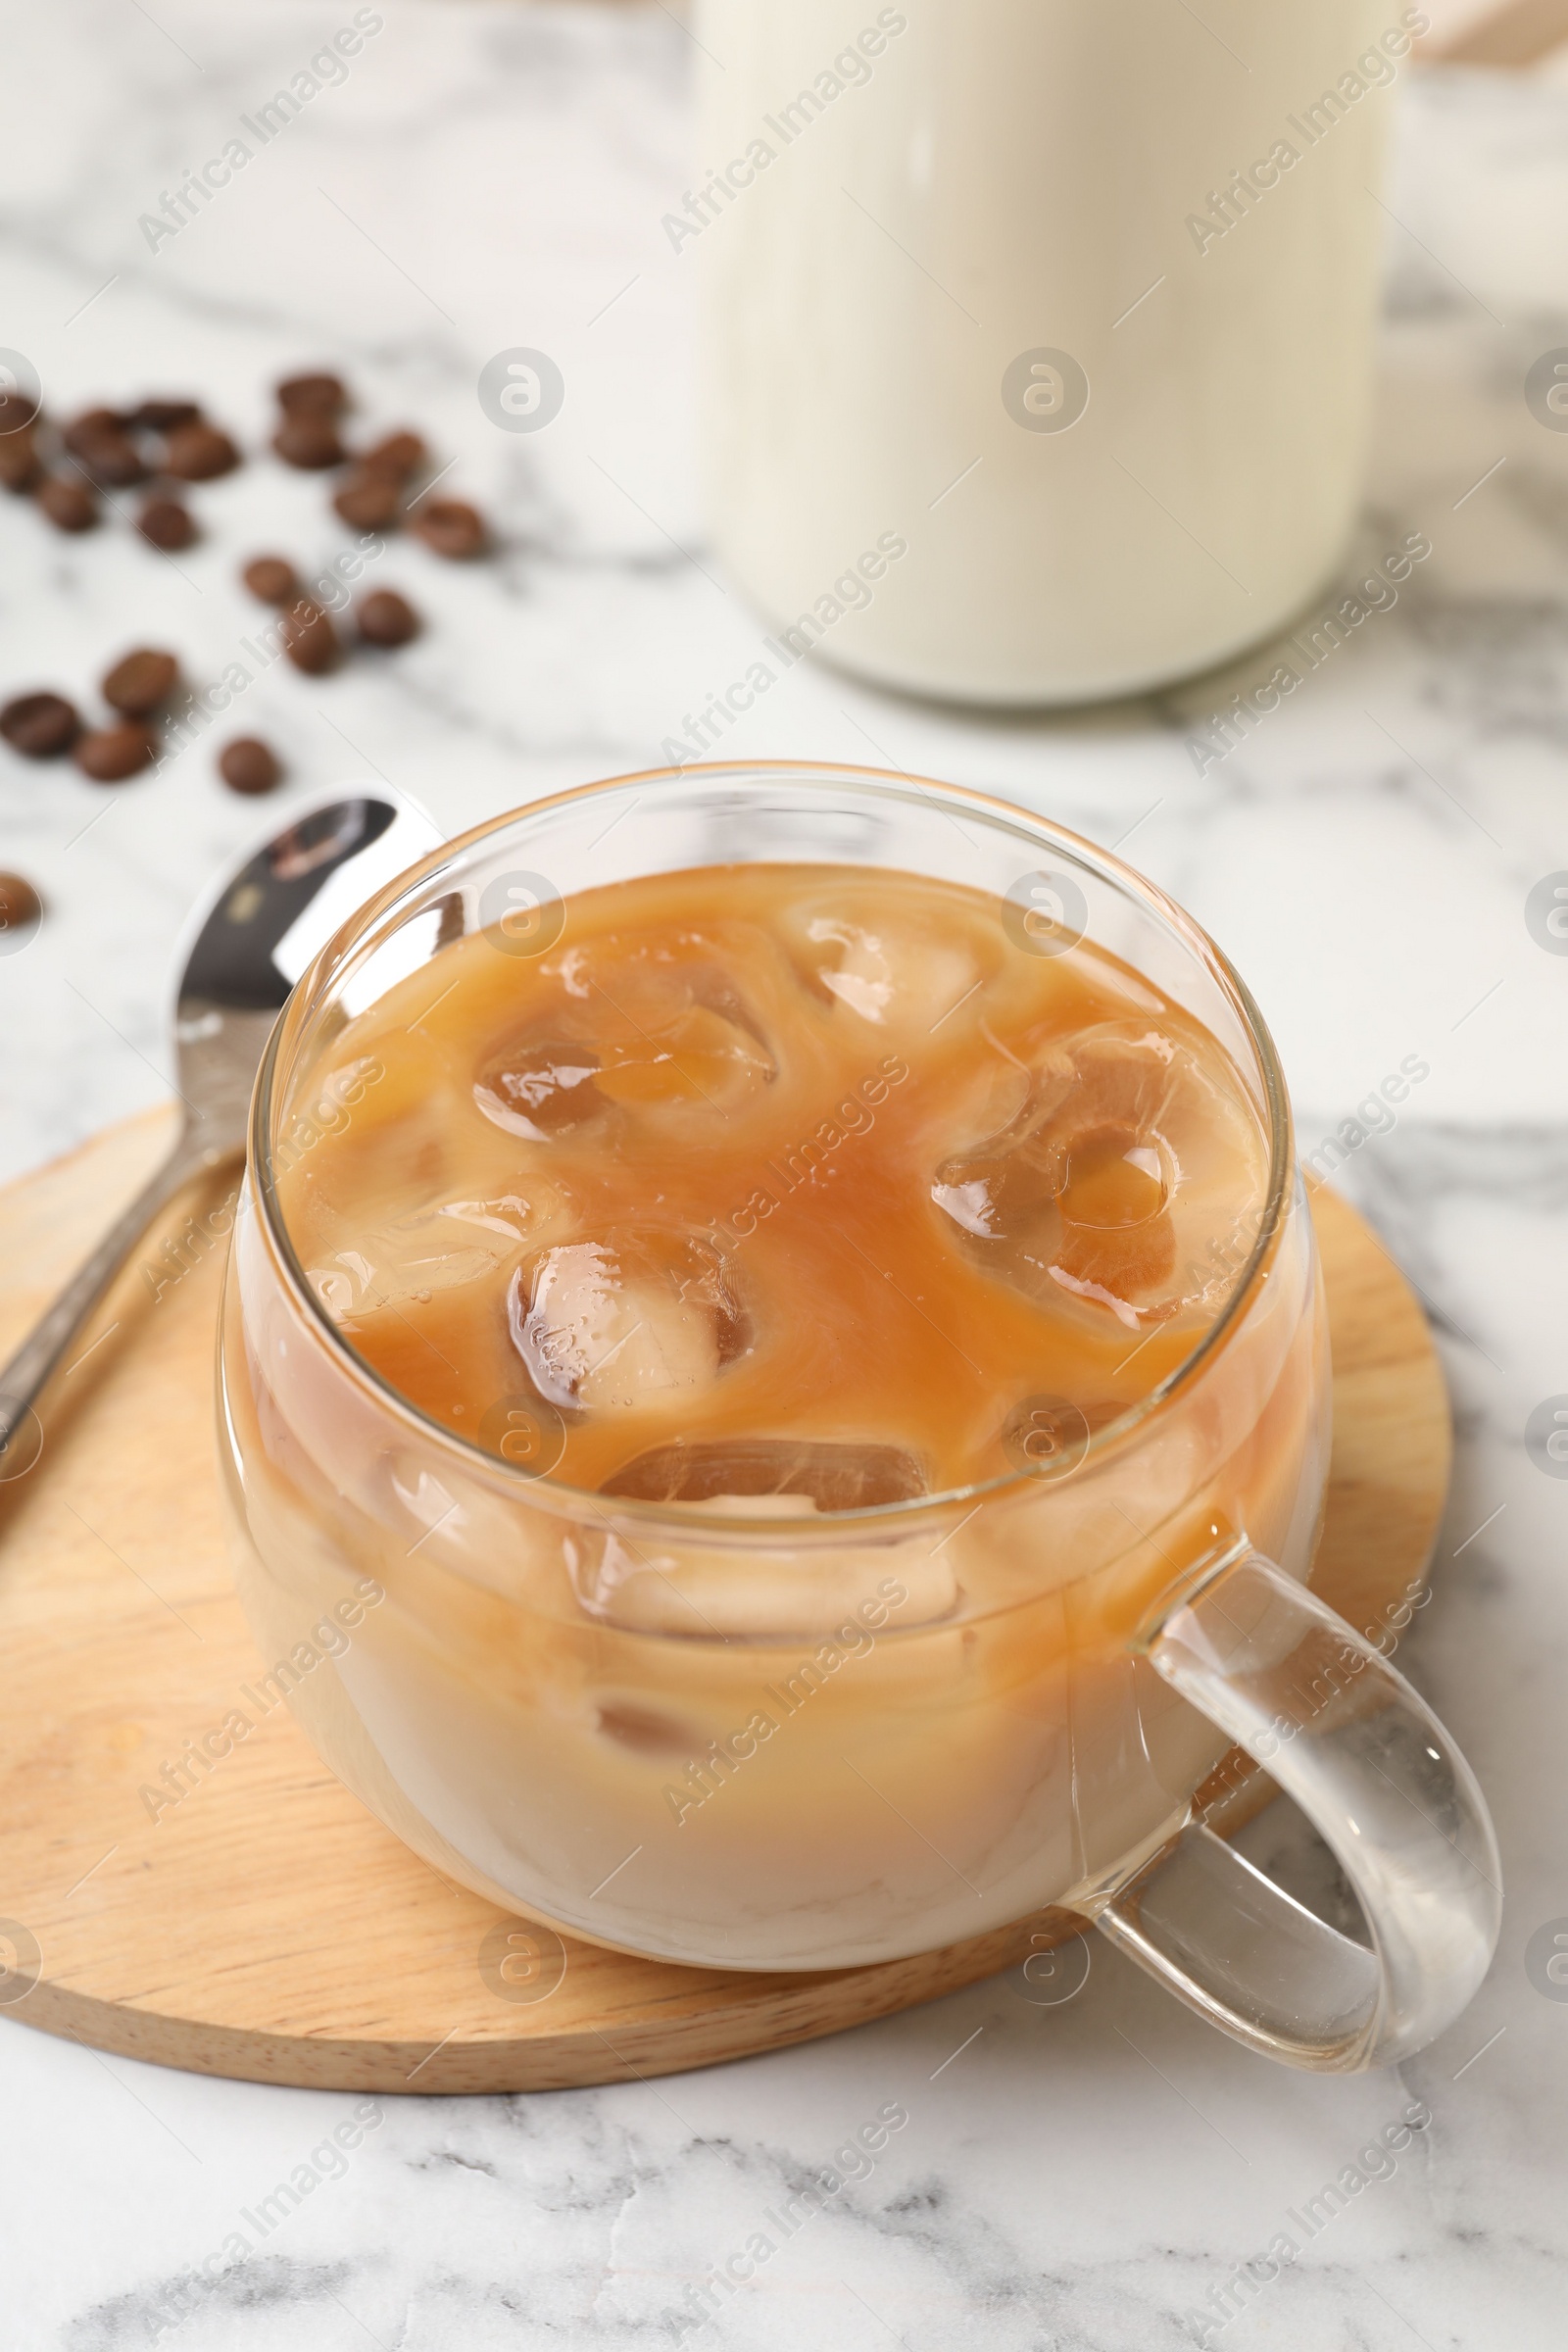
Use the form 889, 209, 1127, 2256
249, 760, 1295, 1538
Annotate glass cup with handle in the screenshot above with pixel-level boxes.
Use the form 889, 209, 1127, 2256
218, 761, 1499, 2071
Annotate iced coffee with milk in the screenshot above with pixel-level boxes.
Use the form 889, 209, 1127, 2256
221, 858, 1325, 1968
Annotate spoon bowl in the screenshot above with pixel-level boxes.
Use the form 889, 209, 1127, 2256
0, 786, 441, 1477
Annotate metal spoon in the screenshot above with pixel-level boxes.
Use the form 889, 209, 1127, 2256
0, 786, 441, 1478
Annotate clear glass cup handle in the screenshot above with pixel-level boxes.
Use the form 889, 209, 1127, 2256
1086, 1543, 1502, 2071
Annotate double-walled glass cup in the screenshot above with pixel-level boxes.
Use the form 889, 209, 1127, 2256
218, 764, 1500, 2071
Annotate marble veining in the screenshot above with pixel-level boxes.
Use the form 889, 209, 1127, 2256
2, 6, 1567, 2347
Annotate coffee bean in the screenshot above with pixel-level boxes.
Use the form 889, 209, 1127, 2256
357, 588, 421, 648
74, 721, 158, 782
35, 475, 98, 532
160, 420, 240, 480
0, 872, 42, 939
272, 414, 345, 470
277, 371, 346, 416
137, 496, 197, 550
332, 467, 402, 531
241, 554, 301, 607
0, 390, 38, 433
63, 407, 128, 455
362, 430, 427, 479
218, 736, 282, 795
280, 598, 341, 675
413, 498, 487, 560
0, 692, 80, 759
92, 436, 153, 488
0, 429, 39, 495
102, 648, 179, 717
70, 426, 149, 488
129, 398, 200, 433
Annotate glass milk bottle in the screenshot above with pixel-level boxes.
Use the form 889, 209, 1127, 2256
690, 0, 1424, 704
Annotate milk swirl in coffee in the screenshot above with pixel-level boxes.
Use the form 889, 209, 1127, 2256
278, 865, 1271, 1498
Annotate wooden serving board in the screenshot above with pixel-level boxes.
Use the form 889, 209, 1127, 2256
0, 1109, 1449, 2092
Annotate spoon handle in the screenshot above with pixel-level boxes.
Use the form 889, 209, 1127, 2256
0, 1133, 232, 1468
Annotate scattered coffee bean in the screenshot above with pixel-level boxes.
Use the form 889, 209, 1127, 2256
102, 648, 179, 717
129, 398, 200, 433
413, 498, 486, 560
35, 475, 98, 532
160, 420, 240, 480
74, 721, 158, 782
0, 691, 80, 759
137, 495, 197, 551
357, 588, 421, 648
0, 429, 40, 495
63, 408, 127, 455
280, 598, 341, 675
242, 554, 300, 606
218, 736, 282, 795
272, 414, 345, 470
277, 371, 346, 416
6, 374, 488, 811
362, 430, 426, 479
0, 871, 42, 939
69, 426, 149, 488
332, 467, 402, 531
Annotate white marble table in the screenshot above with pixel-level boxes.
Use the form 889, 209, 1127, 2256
2, 7, 1566, 2346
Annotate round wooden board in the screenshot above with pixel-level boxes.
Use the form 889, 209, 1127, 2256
0, 1108, 1450, 2093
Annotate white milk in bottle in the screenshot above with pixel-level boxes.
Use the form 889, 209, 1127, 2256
690, 0, 1423, 704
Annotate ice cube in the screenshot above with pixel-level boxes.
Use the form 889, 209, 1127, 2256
578, 1452, 956, 1634
308, 1226, 499, 1323
577, 1515, 959, 1636
783, 895, 994, 1038
509, 1229, 749, 1414
436, 1184, 571, 1246
937, 1053, 1035, 1159
580, 1439, 956, 1638
472, 1038, 603, 1140
473, 932, 774, 1142
600, 1437, 928, 1512
932, 1022, 1266, 1329
307, 1181, 570, 1324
